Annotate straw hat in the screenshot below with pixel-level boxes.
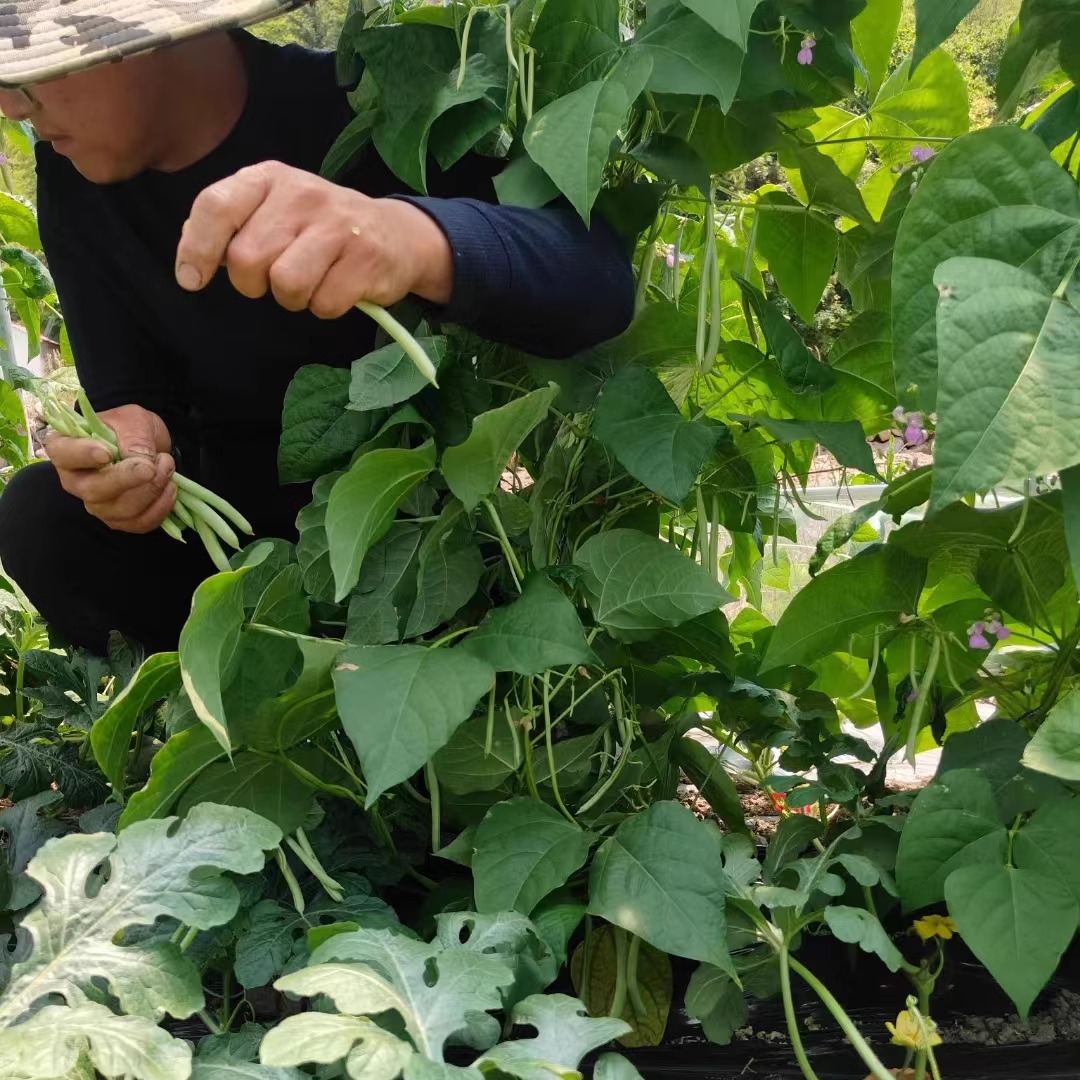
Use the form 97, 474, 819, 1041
0, 0, 313, 87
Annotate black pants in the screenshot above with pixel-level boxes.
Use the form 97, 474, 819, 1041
0, 462, 217, 655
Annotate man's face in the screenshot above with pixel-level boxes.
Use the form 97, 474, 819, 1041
0, 54, 163, 184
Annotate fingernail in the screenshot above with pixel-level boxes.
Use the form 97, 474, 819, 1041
176, 262, 202, 291
90, 446, 111, 466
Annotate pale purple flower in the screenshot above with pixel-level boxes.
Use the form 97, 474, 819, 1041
797, 36, 816, 65
661, 243, 693, 269
968, 622, 991, 650
910, 146, 936, 164
894, 406, 928, 447
987, 618, 1011, 642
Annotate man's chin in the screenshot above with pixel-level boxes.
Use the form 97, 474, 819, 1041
59, 146, 138, 185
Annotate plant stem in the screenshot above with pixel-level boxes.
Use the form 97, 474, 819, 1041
912, 981, 933, 1080
788, 956, 895, 1080
179, 925, 199, 953
484, 498, 524, 592
905, 636, 941, 765
542, 672, 576, 824
779, 948, 821, 1080
14, 649, 24, 723
198, 1009, 224, 1036
426, 761, 442, 853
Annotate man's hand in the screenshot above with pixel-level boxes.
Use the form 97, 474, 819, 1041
45, 404, 176, 534
174, 162, 454, 317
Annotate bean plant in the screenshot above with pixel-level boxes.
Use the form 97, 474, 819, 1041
2, 1, 1080, 1079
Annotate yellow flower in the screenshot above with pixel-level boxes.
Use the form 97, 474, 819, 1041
912, 914, 958, 942
886, 1009, 943, 1051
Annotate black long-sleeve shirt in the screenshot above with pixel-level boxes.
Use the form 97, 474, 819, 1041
35, 31, 634, 536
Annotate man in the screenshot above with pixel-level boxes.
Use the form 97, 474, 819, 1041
0, 0, 635, 654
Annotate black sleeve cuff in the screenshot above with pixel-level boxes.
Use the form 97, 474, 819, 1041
391, 195, 512, 326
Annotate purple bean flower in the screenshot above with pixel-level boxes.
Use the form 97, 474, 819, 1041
910, 146, 936, 164
797, 36, 816, 65
893, 406, 928, 447
986, 618, 1011, 642
968, 622, 991, 650
661, 244, 693, 269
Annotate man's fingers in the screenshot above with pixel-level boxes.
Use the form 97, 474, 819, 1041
62, 453, 172, 505
267, 227, 344, 312
44, 433, 113, 471
176, 164, 274, 292
225, 202, 300, 299
103, 483, 178, 536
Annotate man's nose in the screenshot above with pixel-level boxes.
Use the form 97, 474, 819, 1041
0, 89, 34, 122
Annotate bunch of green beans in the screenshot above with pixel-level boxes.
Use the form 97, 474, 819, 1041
42, 392, 253, 574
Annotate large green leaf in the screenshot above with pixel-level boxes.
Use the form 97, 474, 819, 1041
0, 191, 40, 251
432, 716, 520, 796
636, 8, 745, 111
91, 653, 181, 796
912, 0, 980, 70
478, 995, 630, 1080
272, 926, 513, 1062
334, 645, 495, 804
734, 275, 836, 394
327, 442, 437, 602
685, 964, 748, 1046
893, 126, 1080, 411
442, 387, 558, 510
594, 367, 720, 504
176, 754, 315, 834
930, 257, 1080, 510
1014, 797, 1080, 916
675, 0, 762, 50
588, 801, 735, 972
529, 0, 621, 111
895, 769, 1008, 912
279, 365, 376, 485
346, 523, 424, 646
0, 804, 280, 1027
119, 726, 229, 828
349, 337, 447, 412
761, 545, 926, 672
574, 530, 732, 642
870, 50, 969, 169
179, 559, 262, 753
355, 25, 504, 192
523, 52, 653, 223
752, 417, 878, 477
946, 863, 1078, 1019
473, 799, 592, 915
463, 574, 595, 675
852, 0, 902, 97
0, 1001, 191, 1080
296, 472, 341, 604
1023, 690, 1080, 782
755, 192, 838, 324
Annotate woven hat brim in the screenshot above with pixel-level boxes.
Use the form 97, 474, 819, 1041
0, 0, 312, 88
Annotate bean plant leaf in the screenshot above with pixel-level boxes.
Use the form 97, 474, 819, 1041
402, 515, 485, 640
1023, 691, 1080, 782
432, 716, 520, 795
334, 645, 495, 804
92, 652, 181, 796
523, 52, 653, 223
260, 1013, 411, 1078
443, 386, 559, 511
755, 192, 838, 324
346, 523, 424, 646
0, 803, 281, 1027
912, 0, 981, 71
234, 885, 400, 990
274, 926, 514, 1063
752, 417, 878, 477
945, 864, 1078, 1019
636, 8, 744, 111
327, 442, 437, 602
0, 1001, 191, 1080
761, 545, 926, 672
822, 906, 905, 973
180, 560, 262, 753
593, 367, 720, 504
574, 530, 732, 642
349, 337, 447, 413
895, 769, 1008, 912
685, 963, 748, 1046
477, 995, 630, 1080
1014, 797, 1080, 916
473, 798, 592, 915
296, 472, 341, 604
734, 275, 836, 394
588, 801, 735, 973
279, 365, 376, 485
892, 126, 1080, 411
463, 574, 596, 675
675, 0, 762, 50
852, 0, 902, 97
119, 725, 229, 828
